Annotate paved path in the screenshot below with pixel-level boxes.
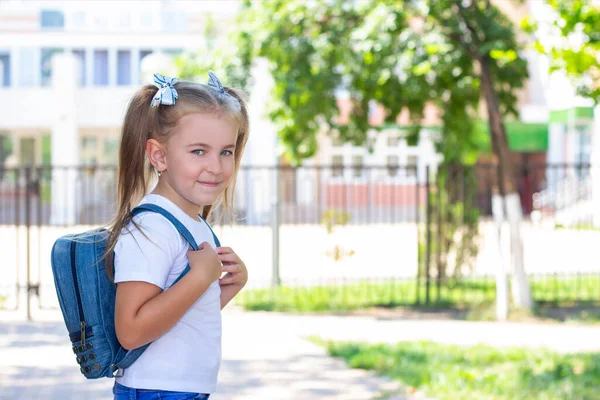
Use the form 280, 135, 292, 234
267, 313, 600, 354
0, 310, 412, 400
3, 309, 599, 400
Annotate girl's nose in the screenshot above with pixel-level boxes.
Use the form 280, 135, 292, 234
206, 154, 222, 175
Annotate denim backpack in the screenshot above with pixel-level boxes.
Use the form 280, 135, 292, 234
50, 203, 221, 379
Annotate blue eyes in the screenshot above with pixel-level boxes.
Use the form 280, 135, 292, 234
192, 149, 233, 156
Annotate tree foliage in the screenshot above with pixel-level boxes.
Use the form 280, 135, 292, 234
235, 0, 527, 166
525, 0, 600, 102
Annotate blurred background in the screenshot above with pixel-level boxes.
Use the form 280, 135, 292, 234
0, 0, 599, 399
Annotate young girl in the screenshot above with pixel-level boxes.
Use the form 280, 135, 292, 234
104, 71, 249, 399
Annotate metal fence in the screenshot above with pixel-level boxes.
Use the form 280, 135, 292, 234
1, 163, 599, 315
0, 164, 424, 226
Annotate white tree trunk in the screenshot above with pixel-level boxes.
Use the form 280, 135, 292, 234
492, 194, 509, 321
592, 105, 600, 227
505, 193, 533, 310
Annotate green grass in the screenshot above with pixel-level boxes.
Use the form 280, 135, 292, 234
236, 276, 600, 315
313, 339, 600, 400
555, 223, 600, 232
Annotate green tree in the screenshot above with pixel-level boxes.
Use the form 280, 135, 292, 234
233, 0, 532, 313
525, 0, 599, 102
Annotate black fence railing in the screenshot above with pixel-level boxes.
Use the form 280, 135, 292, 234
0, 164, 425, 226
1, 163, 595, 226
2, 163, 600, 314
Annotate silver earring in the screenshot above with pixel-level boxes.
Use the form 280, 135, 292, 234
157, 170, 162, 177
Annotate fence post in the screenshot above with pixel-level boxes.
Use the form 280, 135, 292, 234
25, 164, 32, 321
14, 167, 21, 311
436, 167, 443, 303
425, 165, 431, 305
415, 164, 421, 305
271, 164, 281, 287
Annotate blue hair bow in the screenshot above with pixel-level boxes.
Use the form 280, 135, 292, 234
151, 73, 179, 108
207, 70, 225, 93
207, 70, 240, 109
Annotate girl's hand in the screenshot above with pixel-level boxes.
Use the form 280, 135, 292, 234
216, 247, 248, 287
187, 242, 222, 284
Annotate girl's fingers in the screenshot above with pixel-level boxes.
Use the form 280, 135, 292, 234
221, 264, 241, 274
219, 275, 239, 285
218, 253, 240, 263
216, 246, 233, 254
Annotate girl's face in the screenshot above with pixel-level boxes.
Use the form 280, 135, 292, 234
156, 112, 238, 219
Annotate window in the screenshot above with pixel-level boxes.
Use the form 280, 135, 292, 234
72, 11, 86, 29
41, 48, 63, 86
141, 12, 153, 28
20, 137, 36, 166
117, 50, 132, 86
40, 10, 64, 29
575, 125, 591, 179
93, 14, 109, 29
93, 50, 108, 86
352, 155, 363, 178
0, 54, 9, 87
139, 50, 153, 83
80, 137, 98, 165
103, 136, 119, 164
407, 155, 418, 177
117, 12, 131, 29
332, 155, 343, 177
387, 155, 399, 177
162, 48, 183, 57
576, 125, 591, 164
41, 135, 52, 165
0, 134, 13, 166
18, 48, 35, 86
162, 11, 186, 32
73, 49, 86, 86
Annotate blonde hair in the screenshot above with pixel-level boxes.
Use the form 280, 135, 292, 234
104, 81, 249, 280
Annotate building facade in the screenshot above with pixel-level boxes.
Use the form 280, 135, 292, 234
0, 0, 234, 167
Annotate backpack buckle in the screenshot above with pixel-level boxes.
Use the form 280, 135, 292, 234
112, 365, 124, 378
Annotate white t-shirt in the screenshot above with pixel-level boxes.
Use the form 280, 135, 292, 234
114, 194, 222, 394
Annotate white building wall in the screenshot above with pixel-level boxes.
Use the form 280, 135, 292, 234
0, 0, 236, 164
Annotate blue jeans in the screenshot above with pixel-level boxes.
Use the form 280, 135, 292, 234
113, 382, 210, 400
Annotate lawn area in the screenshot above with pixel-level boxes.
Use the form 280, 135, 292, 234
236, 276, 600, 318
314, 339, 600, 400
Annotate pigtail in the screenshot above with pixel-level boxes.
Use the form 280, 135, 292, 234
104, 85, 157, 280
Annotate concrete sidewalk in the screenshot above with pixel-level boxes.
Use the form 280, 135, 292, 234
263, 313, 600, 354
3, 310, 599, 400
0, 310, 412, 400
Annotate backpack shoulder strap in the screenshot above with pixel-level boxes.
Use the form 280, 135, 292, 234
130, 204, 221, 286
131, 204, 198, 251
199, 215, 221, 248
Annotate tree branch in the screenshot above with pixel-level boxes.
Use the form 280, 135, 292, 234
453, 2, 484, 52
448, 32, 477, 58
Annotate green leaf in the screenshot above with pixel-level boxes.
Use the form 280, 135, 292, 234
490, 49, 518, 62
413, 61, 432, 75
520, 15, 538, 34
534, 40, 546, 55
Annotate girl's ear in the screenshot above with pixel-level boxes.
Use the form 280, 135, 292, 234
146, 139, 167, 173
